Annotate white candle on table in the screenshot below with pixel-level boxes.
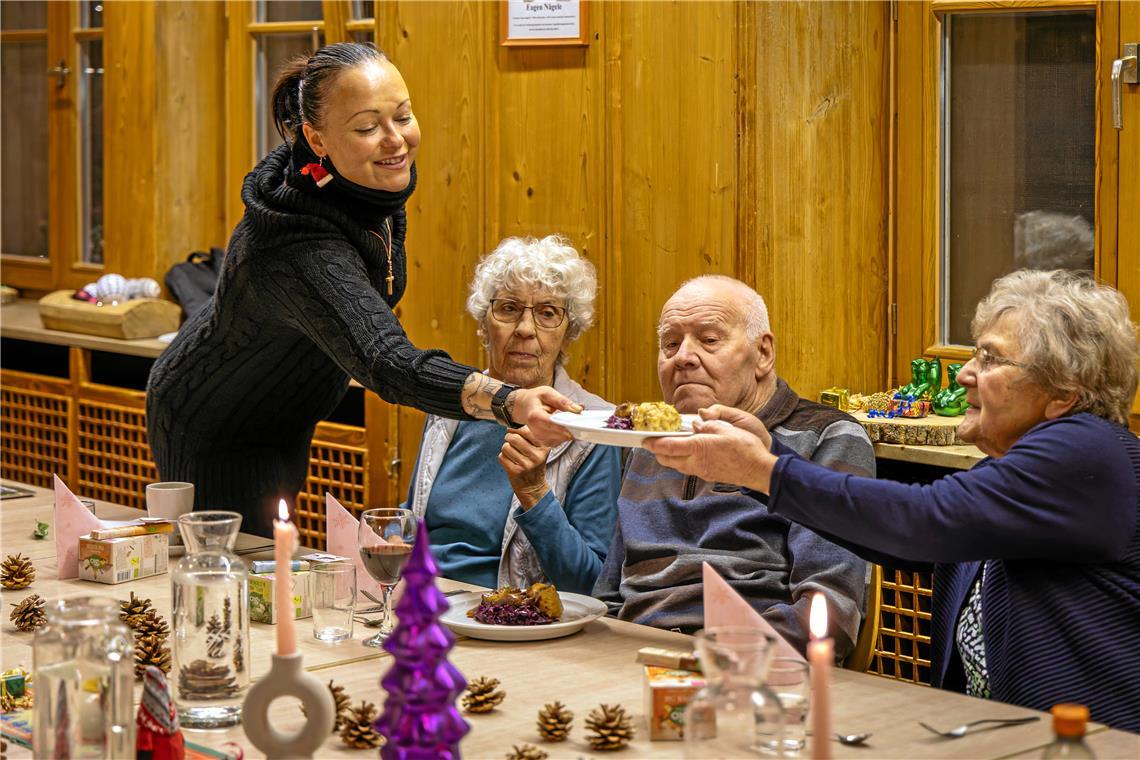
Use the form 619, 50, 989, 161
808, 592, 833, 760
274, 499, 298, 656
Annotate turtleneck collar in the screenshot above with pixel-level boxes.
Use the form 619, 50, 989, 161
285, 134, 416, 228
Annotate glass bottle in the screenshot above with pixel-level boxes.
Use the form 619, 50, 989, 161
683, 626, 786, 758
171, 511, 251, 728
1042, 704, 1095, 759
32, 596, 134, 758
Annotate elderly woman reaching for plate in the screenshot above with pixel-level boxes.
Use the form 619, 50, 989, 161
403, 235, 621, 595
646, 269, 1140, 731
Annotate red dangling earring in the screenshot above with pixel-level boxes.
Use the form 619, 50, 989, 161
300, 155, 333, 188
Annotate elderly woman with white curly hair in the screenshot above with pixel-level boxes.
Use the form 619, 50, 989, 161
646, 269, 1140, 731
402, 235, 621, 594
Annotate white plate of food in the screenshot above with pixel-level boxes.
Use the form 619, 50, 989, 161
550, 408, 697, 448
440, 589, 608, 642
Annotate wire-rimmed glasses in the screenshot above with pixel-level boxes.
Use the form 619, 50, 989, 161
489, 299, 567, 329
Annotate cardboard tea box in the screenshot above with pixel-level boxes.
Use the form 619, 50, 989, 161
249, 571, 311, 624
643, 665, 705, 741
78, 532, 169, 584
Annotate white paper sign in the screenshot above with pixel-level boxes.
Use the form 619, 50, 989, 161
505, 0, 583, 43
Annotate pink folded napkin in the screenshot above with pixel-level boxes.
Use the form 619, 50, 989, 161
325, 493, 387, 602
702, 561, 805, 663
53, 475, 102, 579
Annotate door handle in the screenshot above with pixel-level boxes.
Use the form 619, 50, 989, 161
1112, 43, 1138, 130
48, 59, 70, 89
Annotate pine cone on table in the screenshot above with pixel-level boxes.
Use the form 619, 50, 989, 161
0, 554, 35, 590
536, 700, 573, 741
301, 678, 352, 732
133, 609, 169, 639
461, 676, 505, 714
339, 700, 382, 749
505, 744, 549, 760
120, 592, 154, 628
9, 594, 46, 632
134, 634, 171, 679
585, 703, 635, 751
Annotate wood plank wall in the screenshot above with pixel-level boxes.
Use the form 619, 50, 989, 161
379, 0, 891, 424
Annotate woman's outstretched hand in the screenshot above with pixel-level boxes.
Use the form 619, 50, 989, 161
643, 405, 778, 493
511, 386, 579, 446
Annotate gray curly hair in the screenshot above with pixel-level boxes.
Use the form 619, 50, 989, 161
972, 269, 1138, 425
466, 235, 597, 366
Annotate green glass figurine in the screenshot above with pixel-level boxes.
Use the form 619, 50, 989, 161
899, 357, 941, 401
933, 362, 968, 416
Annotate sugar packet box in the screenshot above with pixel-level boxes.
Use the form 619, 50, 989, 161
643, 665, 705, 741
249, 571, 311, 624
78, 532, 169, 584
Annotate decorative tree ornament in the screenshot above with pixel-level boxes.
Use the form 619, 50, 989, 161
0, 554, 35, 590
585, 704, 635, 751
461, 677, 505, 714
536, 701, 573, 742
374, 519, 470, 759
9, 594, 46, 632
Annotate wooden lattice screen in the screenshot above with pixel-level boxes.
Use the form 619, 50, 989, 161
869, 568, 934, 685
0, 381, 71, 487
76, 398, 157, 511
297, 425, 368, 549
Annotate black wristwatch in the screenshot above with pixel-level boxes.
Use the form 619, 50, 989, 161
491, 384, 522, 429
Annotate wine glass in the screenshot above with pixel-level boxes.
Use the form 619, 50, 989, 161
357, 508, 417, 647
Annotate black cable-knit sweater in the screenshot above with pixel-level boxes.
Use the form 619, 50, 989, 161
147, 145, 475, 536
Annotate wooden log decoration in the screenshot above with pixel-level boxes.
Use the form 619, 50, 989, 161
38, 290, 180, 340
853, 411, 964, 446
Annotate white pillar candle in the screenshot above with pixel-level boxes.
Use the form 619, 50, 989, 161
808, 592, 833, 760
274, 499, 298, 656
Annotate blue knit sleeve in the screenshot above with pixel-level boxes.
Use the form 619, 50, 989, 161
512, 444, 622, 594
768, 415, 1137, 564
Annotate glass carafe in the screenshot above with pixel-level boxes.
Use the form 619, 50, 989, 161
32, 596, 135, 758
683, 626, 786, 757
171, 511, 250, 728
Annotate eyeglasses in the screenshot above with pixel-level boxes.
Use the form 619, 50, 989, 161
970, 346, 1027, 373
489, 299, 567, 329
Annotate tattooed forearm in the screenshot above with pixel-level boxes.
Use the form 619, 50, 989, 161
461, 372, 499, 419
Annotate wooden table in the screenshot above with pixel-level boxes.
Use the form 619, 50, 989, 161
3, 481, 1136, 758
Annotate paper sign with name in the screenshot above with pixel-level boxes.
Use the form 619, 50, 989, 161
502, 0, 586, 45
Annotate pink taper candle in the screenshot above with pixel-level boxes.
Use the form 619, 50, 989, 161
808, 592, 833, 760
274, 499, 298, 656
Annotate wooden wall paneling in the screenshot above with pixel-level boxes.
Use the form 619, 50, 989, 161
225, 1, 255, 233
153, 1, 228, 280
894, 1, 941, 385
487, 6, 608, 395
606, 0, 740, 405
103, 1, 157, 283
752, 1, 891, 400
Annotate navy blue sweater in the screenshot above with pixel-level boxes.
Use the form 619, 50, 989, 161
761, 413, 1140, 732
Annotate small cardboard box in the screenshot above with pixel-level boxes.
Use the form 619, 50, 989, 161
249, 571, 311, 624
78, 532, 169, 584
643, 665, 705, 741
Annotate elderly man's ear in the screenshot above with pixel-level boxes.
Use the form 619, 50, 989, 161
754, 333, 776, 381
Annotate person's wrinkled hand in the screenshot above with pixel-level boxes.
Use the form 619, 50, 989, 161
696, 404, 773, 450
499, 426, 552, 510
643, 418, 778, 494
510, 386, 578, 446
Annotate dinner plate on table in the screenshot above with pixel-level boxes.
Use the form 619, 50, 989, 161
440, 591, 608, 642
550, 409, 697, 448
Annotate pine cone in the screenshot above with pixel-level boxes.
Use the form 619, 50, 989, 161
461, 676, 505, 714
536, 700, 573, 742
339, 700, 382, 749
9, 594, 46, 632
302, 679, 352, 732
133, 610, 169, 639
505, 744, 548, 760
0, 554, 35, 590
134, 634, 172, 680
585, 703, 635, 751
120, 592, 154, 628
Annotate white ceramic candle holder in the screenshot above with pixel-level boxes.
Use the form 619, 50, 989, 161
242, 652, 335, 759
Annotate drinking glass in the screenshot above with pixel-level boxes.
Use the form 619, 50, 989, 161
763, 657, 811, 754
357, 508, 417, 647
311, 561, 356, 643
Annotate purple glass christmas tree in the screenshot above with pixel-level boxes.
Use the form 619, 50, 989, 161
375, 519, 470, 759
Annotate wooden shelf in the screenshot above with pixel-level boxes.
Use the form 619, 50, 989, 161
1, 299, 168, 358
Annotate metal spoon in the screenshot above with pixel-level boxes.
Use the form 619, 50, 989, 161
836, 732, 873, 746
